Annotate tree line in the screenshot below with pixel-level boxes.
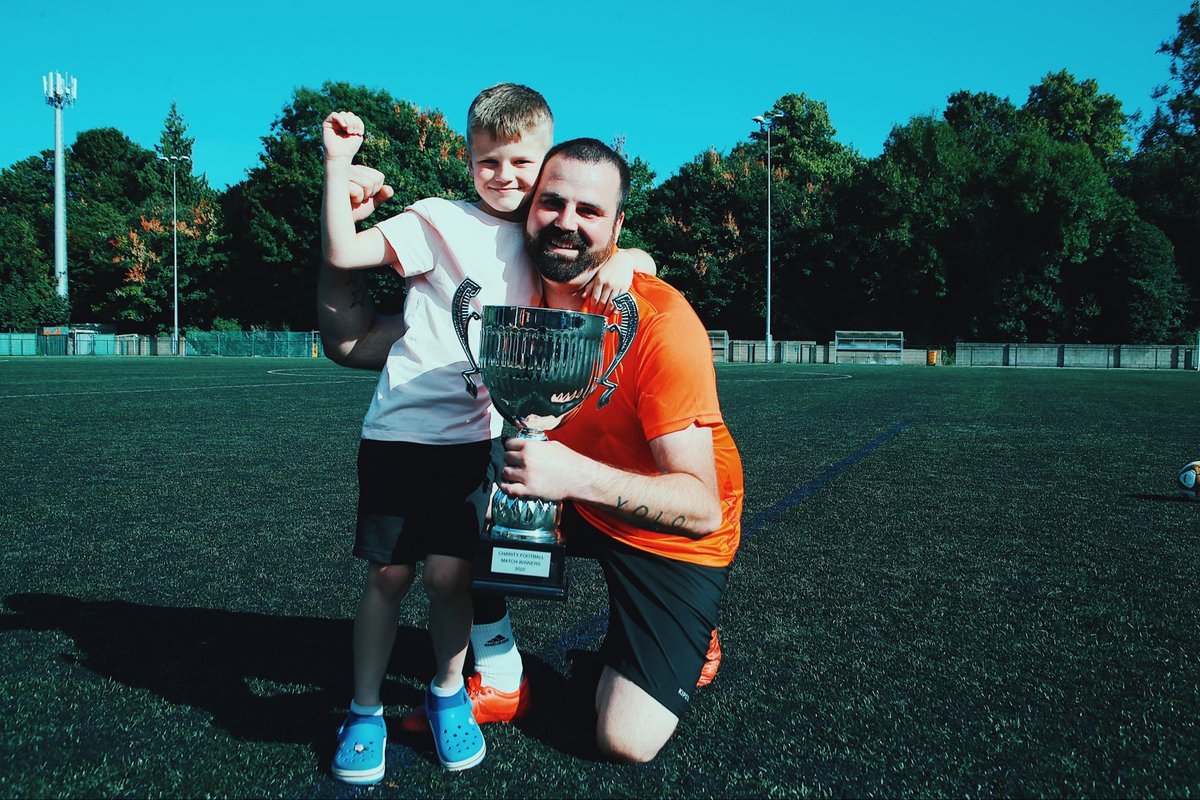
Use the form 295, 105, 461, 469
2, 3, 1198, 346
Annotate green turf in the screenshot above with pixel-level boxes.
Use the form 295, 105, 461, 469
1, 357, 1196, 797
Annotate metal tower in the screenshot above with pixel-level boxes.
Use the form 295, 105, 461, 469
43, 71, 78, 301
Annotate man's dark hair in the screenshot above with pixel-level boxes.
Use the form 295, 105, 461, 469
541, 138, 630, 215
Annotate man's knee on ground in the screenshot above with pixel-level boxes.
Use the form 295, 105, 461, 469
594, 668, 678, 764
595, 725, 668, 764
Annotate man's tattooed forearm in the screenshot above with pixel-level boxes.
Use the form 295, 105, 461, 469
617, 496, 687, 530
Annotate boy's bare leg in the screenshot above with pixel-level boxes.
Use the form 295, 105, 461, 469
352, 562, 416, 707
424, 555, 474, 689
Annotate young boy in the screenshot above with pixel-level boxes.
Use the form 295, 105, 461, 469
320, 84, 653, 780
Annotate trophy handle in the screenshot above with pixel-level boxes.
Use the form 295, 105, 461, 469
452, 278, 483, 398
596, 293, 639, 409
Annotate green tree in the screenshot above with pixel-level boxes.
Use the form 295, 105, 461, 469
0, 155, 58, 328
759, 93, 864, 340
1088, 213, 1190, 342
1125, 1, 1200, 327
0, 132, 158, 326
848, 86, 1182, 344
62, 128, 158, 323
1147, 0, 1200, 141
128, 103, 227, 330
0, 210, 68, 329
841, 115, 968, 342
0, 109, 230, 333
31, 109, 229, 334
642, 93, 863, 339
611, 136, 656, 253
643, 146, 761, 332
224, 81, 473, 329
1022, 70, 1131, 165
157, 102, 195, 162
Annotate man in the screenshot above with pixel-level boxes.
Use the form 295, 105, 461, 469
319, 140, 743, 763
499, 139, 743, 761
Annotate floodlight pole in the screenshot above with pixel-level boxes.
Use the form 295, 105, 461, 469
753, 110, 784, 359
43, 71, 78, 302
157, 154, 191, 355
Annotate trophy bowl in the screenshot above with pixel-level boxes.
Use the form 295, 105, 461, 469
478, 305, 606, 437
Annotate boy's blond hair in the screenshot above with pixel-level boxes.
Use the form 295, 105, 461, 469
466, 83, 553, 146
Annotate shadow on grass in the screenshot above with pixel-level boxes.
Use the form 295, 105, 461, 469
0, 593, 427, 749
0, 593, 612, 763
514, 648, 608, 762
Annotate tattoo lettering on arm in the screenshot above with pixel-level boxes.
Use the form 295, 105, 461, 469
616, 496, 688, 532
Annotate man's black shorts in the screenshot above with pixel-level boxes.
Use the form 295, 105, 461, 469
354, 437, 503, 565
562, 502, 729, 718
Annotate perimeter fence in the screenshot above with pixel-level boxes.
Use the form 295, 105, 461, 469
0, 331, 324, 358
955, 342, 1197, 370
711, 338, 1197, 370
6, 330, 1195, 371
720, 339, 933, 365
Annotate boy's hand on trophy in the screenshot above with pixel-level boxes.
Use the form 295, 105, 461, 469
322, 111, 365, 161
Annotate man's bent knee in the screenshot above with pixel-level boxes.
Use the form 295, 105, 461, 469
596, 729, 666, 764
594, 667, 678, 764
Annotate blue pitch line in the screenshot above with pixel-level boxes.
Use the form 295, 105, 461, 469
742, 420, 911, 538
543, 421, 911, 663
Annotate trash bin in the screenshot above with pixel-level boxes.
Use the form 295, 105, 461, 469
926, 349, 938, 366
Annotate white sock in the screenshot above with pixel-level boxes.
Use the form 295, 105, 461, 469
429, 677, 464, 698
470, 612, 523, 693
349, 700, 383, 716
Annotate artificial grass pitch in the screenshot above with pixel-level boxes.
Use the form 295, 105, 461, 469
0, 356, 1197, 797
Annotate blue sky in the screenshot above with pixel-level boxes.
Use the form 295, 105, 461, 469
1, 0, 1189, 190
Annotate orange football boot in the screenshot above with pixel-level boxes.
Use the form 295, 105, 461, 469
696, 629, 721, 687
399, 672, 531, 734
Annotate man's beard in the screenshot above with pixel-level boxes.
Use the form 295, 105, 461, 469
526, 225, 616, 283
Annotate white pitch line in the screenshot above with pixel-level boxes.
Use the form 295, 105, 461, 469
720, 373, 853, 382
0, 377, 376, 400
265, 367, 365, 378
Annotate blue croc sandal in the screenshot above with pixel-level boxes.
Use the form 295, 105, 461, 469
332, 711, 387, 785
427, 686, 486, 771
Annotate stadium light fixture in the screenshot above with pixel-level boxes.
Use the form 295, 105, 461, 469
43, 71, 78, 302
157, 154, 191, 355
753, 110, 785, 358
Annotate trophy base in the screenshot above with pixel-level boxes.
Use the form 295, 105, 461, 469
470, 533, 568, 600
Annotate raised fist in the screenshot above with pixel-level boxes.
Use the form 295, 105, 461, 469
322, 111, 364, 161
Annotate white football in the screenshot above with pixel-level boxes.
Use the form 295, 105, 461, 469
1177, 460, 1200, 501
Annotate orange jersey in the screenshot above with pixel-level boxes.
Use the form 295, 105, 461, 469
548, 273, 744, 568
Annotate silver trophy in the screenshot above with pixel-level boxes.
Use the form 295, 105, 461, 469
453, 278, 638, 599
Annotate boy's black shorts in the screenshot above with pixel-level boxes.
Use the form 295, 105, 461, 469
562, 502, 729, 718
354, 437, 504, 565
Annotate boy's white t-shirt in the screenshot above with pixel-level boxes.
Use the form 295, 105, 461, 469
360, 198, 540, 444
